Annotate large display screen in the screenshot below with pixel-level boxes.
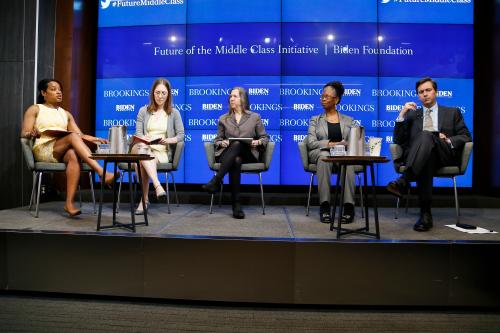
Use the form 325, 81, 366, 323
96, 0, 474, 187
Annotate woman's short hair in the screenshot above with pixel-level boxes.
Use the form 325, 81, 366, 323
147, 78, 173, 114
323, 81, 345, 104
37, 78, 63, 104
228, 87, 250, 114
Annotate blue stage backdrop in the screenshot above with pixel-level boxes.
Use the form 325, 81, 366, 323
96, 0, 474, 187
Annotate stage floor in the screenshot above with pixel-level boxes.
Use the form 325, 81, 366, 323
1, 201, 499, 241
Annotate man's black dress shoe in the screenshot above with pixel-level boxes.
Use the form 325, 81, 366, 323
232, 202, 245, 219
413, 212, 433, 232
386, 177, 409, 198
341, 203, 355, 224
202, 177, 219, 194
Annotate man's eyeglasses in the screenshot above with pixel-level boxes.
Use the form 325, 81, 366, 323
154, 91, 168, 96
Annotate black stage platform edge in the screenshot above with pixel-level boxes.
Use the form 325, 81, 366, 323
1, 230, 500, 307
3, 289, 500, 313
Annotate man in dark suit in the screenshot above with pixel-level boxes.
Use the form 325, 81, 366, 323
386, 77, 472, 231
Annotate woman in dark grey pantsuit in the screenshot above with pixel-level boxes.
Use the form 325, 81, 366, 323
307, 81, 356, 224
202, 87, 269, 219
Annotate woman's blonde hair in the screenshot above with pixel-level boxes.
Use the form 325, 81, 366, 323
147, 78, 173, 114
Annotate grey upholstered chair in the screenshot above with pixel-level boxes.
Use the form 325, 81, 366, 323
116, 141, 184, 214
297, 140, 364, 216
203, 141, 275, 215
389, 141, 473, 222
20, 138, 96, 217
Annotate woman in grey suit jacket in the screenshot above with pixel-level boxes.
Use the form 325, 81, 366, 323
307, 81, 356, 224
130, 78, 185, 214
202, 87, 269, 219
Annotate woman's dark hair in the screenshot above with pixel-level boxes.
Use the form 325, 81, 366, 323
147, 78, 173, 115
36, 78, 63, 104
323, 81, 345, 103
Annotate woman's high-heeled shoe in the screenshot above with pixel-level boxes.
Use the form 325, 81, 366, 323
154, 184, 166, 199
103, 172, 120, 188
135, 201, 150, 215
64, 205, 82, 217
202, 176, 220, 194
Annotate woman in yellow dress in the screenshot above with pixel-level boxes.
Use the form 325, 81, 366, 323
21, 79, 115, 217
130, 78, 185, 214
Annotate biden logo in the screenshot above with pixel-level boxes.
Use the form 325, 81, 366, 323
202, 104, 223, 111
115, 104, 135, 112
201, 134, 217, 142
385, 104, 403, 112
293, 134, 307, 143
293, 104, 314, 111
248, 88, 269, 96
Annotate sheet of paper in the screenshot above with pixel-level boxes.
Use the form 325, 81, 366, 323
228, 137, 253, 142
445, 224, 498, 234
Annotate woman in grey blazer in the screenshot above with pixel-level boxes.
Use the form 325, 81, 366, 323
307, 81, 356, 224
130, 78, 185, 214
202, 87, 269, 219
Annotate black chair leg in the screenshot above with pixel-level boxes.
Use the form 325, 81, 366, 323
395, 197, 400, 219
357, 173, 364, 218
405, 187, 410, 214
89, 172, 96, 214
259, 172, 265, 215
209, 172, 218, 214
35, 172, 42, 218
116, 171, 125, 213
165, 172, 171, 214
218, 179, 223, 208
306, 173, 314, 216
171, 173, 179, 206
453, 176, 460, 223
29, 171, 37, 210
209, 193, 215, 214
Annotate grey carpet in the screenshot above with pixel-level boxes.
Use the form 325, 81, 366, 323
1, 294, 500, 332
